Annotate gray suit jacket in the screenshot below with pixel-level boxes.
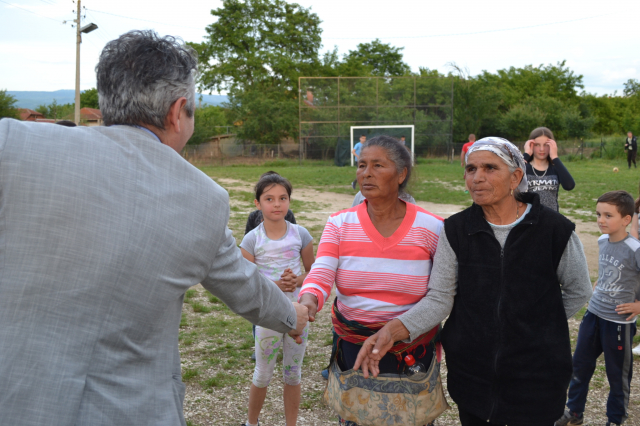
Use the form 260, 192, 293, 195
0, 119, 297, 426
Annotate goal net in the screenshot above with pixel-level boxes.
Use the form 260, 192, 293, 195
350, 125, 414, 166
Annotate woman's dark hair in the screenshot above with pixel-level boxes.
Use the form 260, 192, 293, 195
528, 127, 554, 141
361, 135, 413, 195
254, 171, 292, 201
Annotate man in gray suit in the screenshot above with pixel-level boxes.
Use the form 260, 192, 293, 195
0, 30, 308, 426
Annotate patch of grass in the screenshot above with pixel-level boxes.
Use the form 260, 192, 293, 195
200, 158, 640, 222
190, 301, 212, 314
207, 293, 221, 304
185, 289, 197, 301
202, 371, 241, 389
301, 389, 325, 409
182, 367, 200, 381
180, 313, 188, 328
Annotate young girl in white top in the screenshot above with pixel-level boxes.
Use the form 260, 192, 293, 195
240, 172, 315, 426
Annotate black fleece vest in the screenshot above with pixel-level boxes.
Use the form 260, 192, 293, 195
441, 192, 575, 425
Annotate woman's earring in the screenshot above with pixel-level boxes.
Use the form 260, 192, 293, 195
510, 189, 514, 196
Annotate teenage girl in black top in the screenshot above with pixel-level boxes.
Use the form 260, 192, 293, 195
523, 127, 575, 212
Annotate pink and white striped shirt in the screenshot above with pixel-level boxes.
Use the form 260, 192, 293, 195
299, 200, 443, 324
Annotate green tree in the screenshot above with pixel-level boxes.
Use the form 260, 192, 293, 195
623, 79, 640, 97
190, 0, 323, 144
478, 61, 584, 109
342, 39, 410, 76
190, 0, 322, 94
499, 104, 547, 141
189, 104, 233, 145
0, 89, 19, 119
36, 99, 74, 120
80, 88, 99, 109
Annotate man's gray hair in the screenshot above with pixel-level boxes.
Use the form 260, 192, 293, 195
96, 30, 198, 129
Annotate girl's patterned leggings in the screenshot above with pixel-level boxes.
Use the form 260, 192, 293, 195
252, 324, 309, 388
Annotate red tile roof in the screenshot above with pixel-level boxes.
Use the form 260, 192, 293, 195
18, 108, 44, 121
80, 108, 102, 121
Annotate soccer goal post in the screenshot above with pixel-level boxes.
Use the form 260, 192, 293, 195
350, 125, 415, 166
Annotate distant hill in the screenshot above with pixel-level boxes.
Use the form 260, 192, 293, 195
8, 90, 228, 109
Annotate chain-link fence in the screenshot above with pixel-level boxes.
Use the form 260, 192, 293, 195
183, 139, 301, 166
299, 76, 454, 163
184, 134, 628, 166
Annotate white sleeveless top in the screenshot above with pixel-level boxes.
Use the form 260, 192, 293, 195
240, 221, 313, 302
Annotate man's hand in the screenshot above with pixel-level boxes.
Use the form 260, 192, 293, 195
616, 299, 640, 321
288, 302, 309, 344
546, 139, 559, 160
298, 293, 318, 322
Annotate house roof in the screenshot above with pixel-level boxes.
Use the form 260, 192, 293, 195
80, 108, 102, 121
18, 108, 44, 121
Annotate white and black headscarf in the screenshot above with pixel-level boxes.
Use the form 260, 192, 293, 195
465, 136, 528, 193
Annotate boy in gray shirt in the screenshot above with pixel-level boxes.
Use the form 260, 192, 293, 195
557, 191, 640, 426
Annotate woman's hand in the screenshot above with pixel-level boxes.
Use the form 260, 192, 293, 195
353, 319, 410, 378
546, 139, 558, 160
615, 299, 640, 321
524, 139, 534, 156
353, 328, 394, 379
298, 293, 318, 322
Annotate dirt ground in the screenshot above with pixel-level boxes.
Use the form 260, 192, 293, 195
182, 181, 639, 426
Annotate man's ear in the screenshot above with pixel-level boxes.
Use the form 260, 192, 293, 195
165, 97, 188, 133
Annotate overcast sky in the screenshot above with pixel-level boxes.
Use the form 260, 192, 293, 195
1, 0, 638, 95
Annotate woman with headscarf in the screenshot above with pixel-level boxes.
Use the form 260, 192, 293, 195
354, 137, 593, 426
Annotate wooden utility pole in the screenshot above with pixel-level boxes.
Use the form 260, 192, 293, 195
74, 0, 81, 125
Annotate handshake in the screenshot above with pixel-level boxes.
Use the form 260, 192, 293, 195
288, 302, 310, 344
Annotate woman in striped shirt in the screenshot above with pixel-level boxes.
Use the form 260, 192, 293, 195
299, 135, 444, 425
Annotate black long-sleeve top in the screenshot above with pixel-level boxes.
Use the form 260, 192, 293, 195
523, 153, 575, 212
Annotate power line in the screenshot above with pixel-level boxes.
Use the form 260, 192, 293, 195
0, 0, 65, 23
324, 13, 612, 40
86, 8, 195, 29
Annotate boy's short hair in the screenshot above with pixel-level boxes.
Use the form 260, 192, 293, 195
597, 190, 635, 218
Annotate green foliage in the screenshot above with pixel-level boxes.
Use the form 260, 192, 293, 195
80, 88, 99, 109
228, 86, 299, 144
189, 105, 232, 145
477, 61, 583, 107
342, 39, 410, 76
623, 79, 640, 97
499, 103, 547, 141
0, 89, 19, 119
190, 0, 322, 94
36, 99, 74, 120
188, 1, 634, 147
190, 0, 323, 144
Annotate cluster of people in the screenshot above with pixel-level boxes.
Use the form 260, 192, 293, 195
0, 29, 639, 426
